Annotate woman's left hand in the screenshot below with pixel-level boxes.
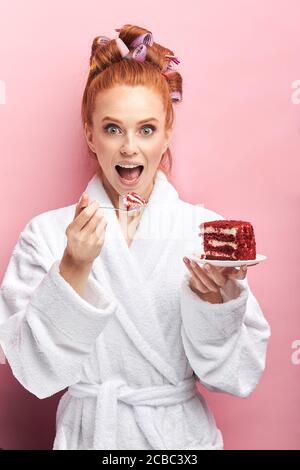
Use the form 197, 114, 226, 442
183, 257, 256, 304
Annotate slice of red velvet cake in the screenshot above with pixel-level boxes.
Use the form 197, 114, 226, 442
199, 220, 256, 260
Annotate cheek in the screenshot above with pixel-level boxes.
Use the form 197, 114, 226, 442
94, 136, 117, 162
95, 136, 114, 152
148, 152, 163, 168
146, 137, 166, 159
92, 138, 113, 169
145, 137, 165, 155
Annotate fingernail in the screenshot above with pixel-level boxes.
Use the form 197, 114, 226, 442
204, 264, 210, 271
183, 257, 189, 263
242, 265, 247, 271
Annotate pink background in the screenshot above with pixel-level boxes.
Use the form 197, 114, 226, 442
0, 0, 299, 450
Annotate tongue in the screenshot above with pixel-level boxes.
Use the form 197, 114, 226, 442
118, 166, 142, 181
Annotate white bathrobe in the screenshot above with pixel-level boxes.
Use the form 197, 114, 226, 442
0, 170, 271, 450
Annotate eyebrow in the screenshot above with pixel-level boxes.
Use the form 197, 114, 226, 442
101, 116, 159, 124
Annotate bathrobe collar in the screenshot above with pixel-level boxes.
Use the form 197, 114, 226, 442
84, 170, 181, 384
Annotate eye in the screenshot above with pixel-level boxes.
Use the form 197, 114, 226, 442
104, 124, 121, 135
103, 123, 156, 136
141, 125, 156, 135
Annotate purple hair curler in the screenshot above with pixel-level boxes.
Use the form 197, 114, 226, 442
96, 36, 111, 46
131, 44, 147, 62
130, 32, 153, 48
170, 90, 182, 102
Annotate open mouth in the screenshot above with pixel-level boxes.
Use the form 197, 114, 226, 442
115, 165, 144, 184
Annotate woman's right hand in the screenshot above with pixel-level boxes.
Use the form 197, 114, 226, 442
64, 192, 108, 268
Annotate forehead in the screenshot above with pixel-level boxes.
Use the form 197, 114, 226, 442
93, 85, 165, 123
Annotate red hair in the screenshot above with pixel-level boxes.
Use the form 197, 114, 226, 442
81, 24, 182, 178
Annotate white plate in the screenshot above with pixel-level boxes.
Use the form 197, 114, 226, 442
187, 253, 267, 268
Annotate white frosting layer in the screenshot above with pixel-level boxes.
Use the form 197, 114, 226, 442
201, 226, 237, 236
208, 240, 237, 248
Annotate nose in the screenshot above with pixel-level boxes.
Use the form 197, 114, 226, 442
120, 131, 139, 156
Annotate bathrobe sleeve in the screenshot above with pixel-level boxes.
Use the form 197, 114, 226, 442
0, 216, 117, 399
180, 207, 271, 398
180, 274, 271, 397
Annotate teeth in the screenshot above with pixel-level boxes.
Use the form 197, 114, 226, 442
116, 164, 142, 169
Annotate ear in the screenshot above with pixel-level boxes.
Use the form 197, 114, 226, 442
162, 127, 173, 154
84, 122, 96, 153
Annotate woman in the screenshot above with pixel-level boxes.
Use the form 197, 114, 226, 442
0, 24, 271, 450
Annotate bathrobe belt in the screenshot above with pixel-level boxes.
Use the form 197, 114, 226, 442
68, 376, 198, 450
